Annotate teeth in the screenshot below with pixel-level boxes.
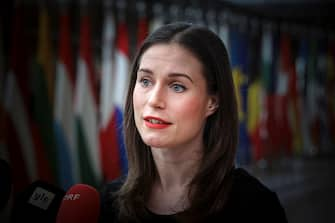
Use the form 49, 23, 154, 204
149, 119, 163, 124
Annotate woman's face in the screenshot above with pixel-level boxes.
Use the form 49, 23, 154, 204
133, 43, 216, 149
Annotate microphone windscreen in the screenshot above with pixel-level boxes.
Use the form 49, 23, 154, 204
10, 180, 65, 223
56, 184, 100, 223
0, 159, 11, 211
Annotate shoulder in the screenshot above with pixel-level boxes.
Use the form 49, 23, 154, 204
231, 167, 274, 198
98, 176, 126, 223
223, 168, 288, 222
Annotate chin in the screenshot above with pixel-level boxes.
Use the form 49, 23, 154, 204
142, 137, 168, 148
144, 141, 164, 148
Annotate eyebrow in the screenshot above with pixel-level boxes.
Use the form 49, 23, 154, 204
137, 68, 194, 83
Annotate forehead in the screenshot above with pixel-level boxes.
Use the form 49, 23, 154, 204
139, 43, 204, 74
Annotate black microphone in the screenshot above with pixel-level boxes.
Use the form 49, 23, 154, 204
0, 159, 11, 212
10, 180, 65, 223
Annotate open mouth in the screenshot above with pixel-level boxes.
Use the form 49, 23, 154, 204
144, 116, 171, 128
147, 118, 165, 124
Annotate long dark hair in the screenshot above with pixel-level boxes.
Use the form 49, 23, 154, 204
118, 22, 238, 222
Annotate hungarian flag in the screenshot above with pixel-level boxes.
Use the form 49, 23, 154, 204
229, 27, 251, 166
74, 12, 101, 187
31, 7, 58, 184
54, 9, 78, 190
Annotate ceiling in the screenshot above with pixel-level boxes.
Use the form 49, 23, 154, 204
221, 0, 335, 30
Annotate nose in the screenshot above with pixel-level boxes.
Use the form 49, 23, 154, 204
147, 84, 166, 109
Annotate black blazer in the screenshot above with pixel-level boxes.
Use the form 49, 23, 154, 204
99, 168, 288, 223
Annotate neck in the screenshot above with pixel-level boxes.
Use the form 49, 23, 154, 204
151, 144, 202, 191
147, 145, 202, 214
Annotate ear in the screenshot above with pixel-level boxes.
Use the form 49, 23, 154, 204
206, 95, 218, 117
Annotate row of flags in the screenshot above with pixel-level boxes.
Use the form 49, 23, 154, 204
0, 2, 334, 196
0, 3, 150, 195
227, 23, 335, 166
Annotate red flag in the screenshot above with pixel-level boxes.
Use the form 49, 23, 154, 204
99, 6, 121, 181
100, 15, 130, 180
276, 33, 294, 156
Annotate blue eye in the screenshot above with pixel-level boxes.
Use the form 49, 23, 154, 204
171, 84, 186, 93
140, 78, 151, 87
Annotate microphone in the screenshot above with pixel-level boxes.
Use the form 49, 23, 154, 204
0, 159, 11, 212
56, 184, 100, 223
10, 180, 65, 223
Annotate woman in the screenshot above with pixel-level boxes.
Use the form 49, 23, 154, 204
99, 22, 287, 222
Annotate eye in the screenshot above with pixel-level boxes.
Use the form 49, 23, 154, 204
171, 83, 186, 93
139, 78, 152, 88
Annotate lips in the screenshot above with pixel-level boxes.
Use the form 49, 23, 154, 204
143, 116, 171, 129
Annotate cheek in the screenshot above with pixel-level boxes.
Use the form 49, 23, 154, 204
133, 88, 144, 122
175, 97, 207, 121
133, 87, 143, 110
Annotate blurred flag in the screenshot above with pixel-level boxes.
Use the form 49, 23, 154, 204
283, 33, 303, 155
229, 27, 251, 166
74, 11, 101, 187
260, 25, 278, 163
315, 39, 329, 154
31, 7, 58, 184
296, 38, 314, 156
136, 1, 149, 49
306, 38, 321, 155
54, 8, 77, 190
4, 5, 38, 193
206, 10, 217, 33
246, 22, 264, 162
149, 3, 164, 33
276, 32, 294, 156
112, 16, 130, 175
99, 4, 121, 181
218, 17, 230, 58
137, 19, 149, 49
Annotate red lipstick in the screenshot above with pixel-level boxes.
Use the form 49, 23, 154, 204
143, 116, 171, 129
